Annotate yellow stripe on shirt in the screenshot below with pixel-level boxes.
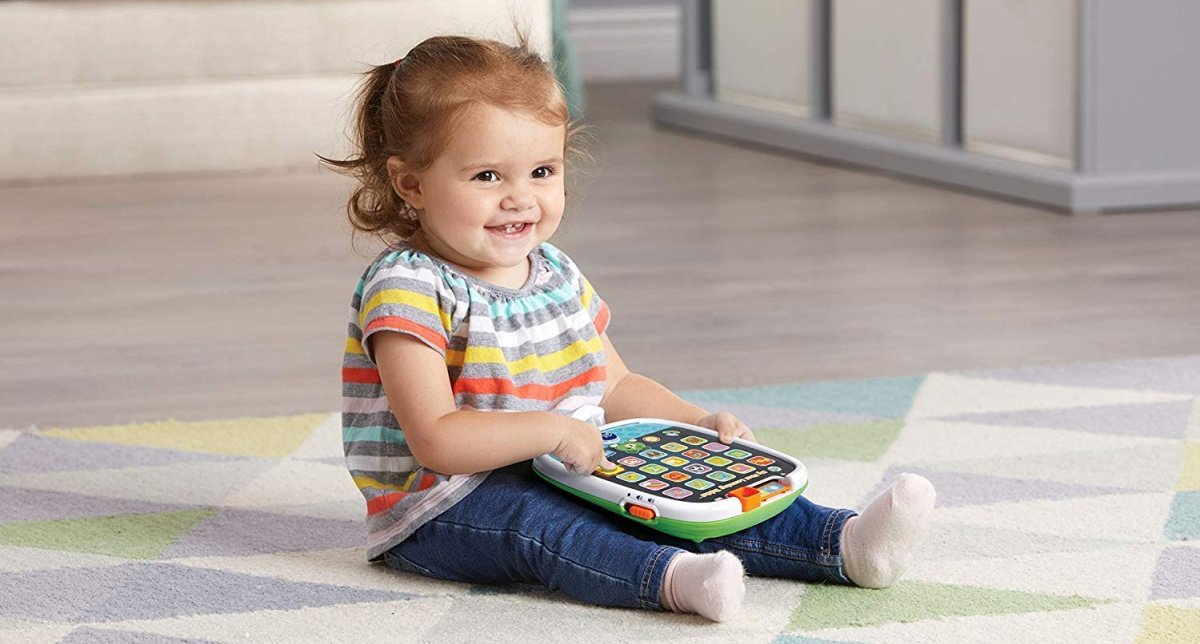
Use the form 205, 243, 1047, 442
360, 289, 453, 333
449, 336, 602, 376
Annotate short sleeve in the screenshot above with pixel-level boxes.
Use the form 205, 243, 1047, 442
543, 243, 611, 336
577, 273, 611, 336
357, 253, 456, 364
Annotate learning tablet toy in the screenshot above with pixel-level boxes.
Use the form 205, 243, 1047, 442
532, 418, 808, 542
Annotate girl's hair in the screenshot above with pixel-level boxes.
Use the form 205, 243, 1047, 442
320, 32, 584, 246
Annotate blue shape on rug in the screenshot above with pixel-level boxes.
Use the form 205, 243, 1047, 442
679, 376, 926, 419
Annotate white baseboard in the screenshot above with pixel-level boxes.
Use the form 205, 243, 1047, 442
569, 5, 681, 82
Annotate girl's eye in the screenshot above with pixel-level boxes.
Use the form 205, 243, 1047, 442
473, 170, 499, 182
532, 166, 556, 179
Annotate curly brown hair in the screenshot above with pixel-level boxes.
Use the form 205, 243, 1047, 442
319, 33, 586, 248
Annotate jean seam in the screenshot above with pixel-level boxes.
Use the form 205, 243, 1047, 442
638, 545, 674, 610
430, 518, 646, 588
821, 508, 841, 557
715, 535, 837, 564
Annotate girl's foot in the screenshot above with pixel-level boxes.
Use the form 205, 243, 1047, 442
840, 473, 936, 588
659, 550, 745, 622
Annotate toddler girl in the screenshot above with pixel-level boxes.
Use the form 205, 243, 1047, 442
325, 34, 936, 622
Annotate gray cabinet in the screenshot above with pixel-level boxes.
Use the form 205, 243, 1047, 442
656, 0, 1200, 213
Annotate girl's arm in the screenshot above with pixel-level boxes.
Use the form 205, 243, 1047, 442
373, 331, 602, 476
598, 332, 757, 443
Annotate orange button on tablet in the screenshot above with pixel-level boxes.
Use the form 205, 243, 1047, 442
727, 486, 762, 512
627, 504, 656, 520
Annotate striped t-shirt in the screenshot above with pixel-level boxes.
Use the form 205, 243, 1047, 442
342, 240, 611, 561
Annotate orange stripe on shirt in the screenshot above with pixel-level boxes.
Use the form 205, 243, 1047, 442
364, 316, 448, 352
593, 301, 611, 335
343, 367, 382, 384
452, 365, 606, 401
367, 491, 406, 516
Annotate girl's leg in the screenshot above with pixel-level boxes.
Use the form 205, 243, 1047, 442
383, 461, 682, 612
622, 473, 936, 588
622, 494, 858, 585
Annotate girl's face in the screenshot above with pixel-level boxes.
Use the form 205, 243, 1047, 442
400, 103, 567, 288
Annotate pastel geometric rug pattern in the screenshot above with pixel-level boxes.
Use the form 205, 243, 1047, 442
2, 355, 1199, 643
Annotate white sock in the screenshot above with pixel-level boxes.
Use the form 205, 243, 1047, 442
659, 551, 745, 622
840, 473, 936, 589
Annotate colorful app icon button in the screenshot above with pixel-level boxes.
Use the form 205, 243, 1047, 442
724, 449, 751, 459
748, 456, 775, 466
663, 487, 693, 499
617, 456, 646, 467
662, 430, 680, 437
683, 463, 712, 474
704, 456, 733, 467
615, 442, 642, 453
707, 471, 736, 482
617, 471, 646, 482
663, 471, 690, 483
639, 479, 669, 491
661, 456, 688, 467
639, 449, 667, 460
681, 436, 707, 445
728, 463, 756, 474
594, 463, 624, 476
641, 435, 661, 443
685, 479, 715, 490
682, 449, 709, 460
703, 442, 729, 452
600, 431, 619, 444
604, 450, 617, 459
639, 464, 668, 475
660, 442, 687, 453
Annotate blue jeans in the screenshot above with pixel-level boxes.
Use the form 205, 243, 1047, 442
383, 461, 857, 611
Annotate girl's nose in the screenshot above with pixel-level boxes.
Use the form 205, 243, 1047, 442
501, 192, 535, 212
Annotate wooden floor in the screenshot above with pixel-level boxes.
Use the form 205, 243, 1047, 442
3, 82, 1199, 429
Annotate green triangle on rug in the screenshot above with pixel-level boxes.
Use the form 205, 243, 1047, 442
755, 420, 905, 462
0, 509, 219, 559
786, 580, 1107, 632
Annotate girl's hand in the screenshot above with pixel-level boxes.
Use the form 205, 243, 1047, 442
695, 412, 757, 445
553, 417, 617, 475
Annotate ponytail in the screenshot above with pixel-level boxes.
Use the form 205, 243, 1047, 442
319, 63, 420, 249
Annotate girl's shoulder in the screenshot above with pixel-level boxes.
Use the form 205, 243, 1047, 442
364, 241, 450, 281
536, 241, 581, 279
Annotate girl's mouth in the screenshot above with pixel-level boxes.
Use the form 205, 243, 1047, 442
486, 222, 532, 239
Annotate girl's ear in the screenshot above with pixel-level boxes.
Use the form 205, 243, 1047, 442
387, 156, 424, 210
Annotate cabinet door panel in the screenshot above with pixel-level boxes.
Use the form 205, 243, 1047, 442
963, 0, 1077, 169
713, 0, 814, 117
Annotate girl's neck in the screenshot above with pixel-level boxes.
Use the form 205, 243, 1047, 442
405, 228, 532, 291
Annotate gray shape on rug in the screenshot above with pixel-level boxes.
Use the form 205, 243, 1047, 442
0, 562, 419, 623
964, 354, 1200, 395
0, 433, 245, 473
157, 508, 364, 558
0, 486, 201, 522
934, 400, 1193, 439
861, 467, 1140, 509
1150, 547, 1200, 600
59, 626, 225, 644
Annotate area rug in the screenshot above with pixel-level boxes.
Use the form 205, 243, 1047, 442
2, 355, 1198, 643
